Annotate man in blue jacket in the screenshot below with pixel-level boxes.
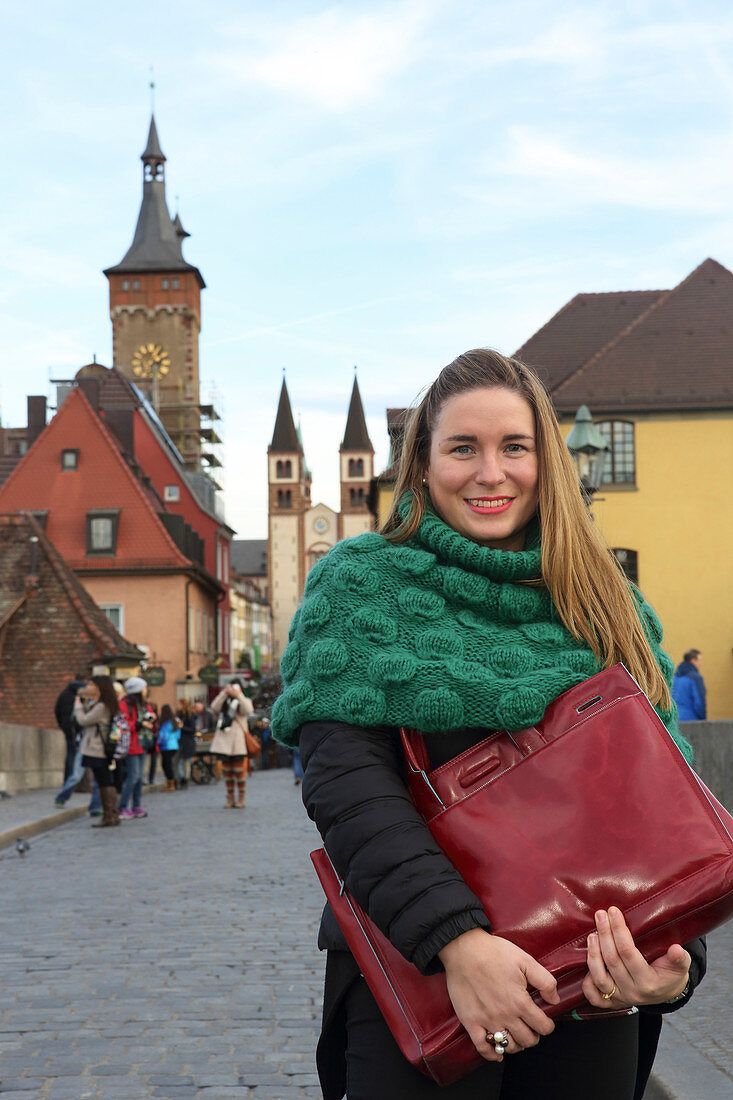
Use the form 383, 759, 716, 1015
672, 648, 707, 721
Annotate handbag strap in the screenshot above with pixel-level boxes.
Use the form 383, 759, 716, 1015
399, 728, 446, 816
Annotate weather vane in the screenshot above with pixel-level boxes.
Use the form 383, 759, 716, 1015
149, 65, 155, 110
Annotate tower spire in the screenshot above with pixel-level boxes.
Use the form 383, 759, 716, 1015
142, 113, 166, 181
104, 115, 203, 282
270, 378, 301, 451
342, 375, 373, 450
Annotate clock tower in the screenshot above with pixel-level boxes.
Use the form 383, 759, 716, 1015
104, 115, 211, 469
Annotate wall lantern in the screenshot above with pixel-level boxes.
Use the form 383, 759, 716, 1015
566, 405, 609, 503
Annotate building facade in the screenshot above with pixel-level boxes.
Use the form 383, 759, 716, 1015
267, 377, 375, 664
0, 382, 226, 706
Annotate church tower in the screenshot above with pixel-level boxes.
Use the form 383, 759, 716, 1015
339, 375, 374, 539
268, 378, 311, 663
104, 115, 212, 469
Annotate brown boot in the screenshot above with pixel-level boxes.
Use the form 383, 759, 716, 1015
165, 779, 176, 791
93, 785, 120, 827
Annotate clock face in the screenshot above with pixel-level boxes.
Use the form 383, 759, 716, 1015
131, 343, 171, 379
314, 516, 329, 534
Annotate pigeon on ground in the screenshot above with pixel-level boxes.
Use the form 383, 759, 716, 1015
16, 838, 30, 857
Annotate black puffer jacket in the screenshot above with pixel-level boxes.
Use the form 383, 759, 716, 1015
301, 719, 492, 975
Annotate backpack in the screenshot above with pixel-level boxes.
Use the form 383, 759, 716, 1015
107, 711, 131, 760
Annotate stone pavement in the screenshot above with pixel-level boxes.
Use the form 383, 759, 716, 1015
0, 771, 324, 1099
0, 773, 731, 1100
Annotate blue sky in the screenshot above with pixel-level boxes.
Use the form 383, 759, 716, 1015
2, 0, 732, 537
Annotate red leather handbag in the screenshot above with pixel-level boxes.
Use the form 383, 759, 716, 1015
311, 664, 733, 1086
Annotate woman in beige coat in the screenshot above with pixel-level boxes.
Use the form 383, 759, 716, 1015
210, 680, 254, 808
75, 675, 120, 827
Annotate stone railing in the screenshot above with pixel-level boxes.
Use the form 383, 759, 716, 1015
680, 721, 733, 809
0, 723, 65, 795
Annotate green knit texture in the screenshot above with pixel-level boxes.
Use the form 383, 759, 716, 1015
272, 509, 688, 760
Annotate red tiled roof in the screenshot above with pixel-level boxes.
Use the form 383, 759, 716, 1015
0, 512, 143, 660
552, 259, 733, 413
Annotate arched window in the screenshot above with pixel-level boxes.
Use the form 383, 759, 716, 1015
349, 488, 365, 507
276, 459, 292, 478
613, 548, 638, 585
277, 489, 292, 508
596, 421, 636, 485
348, 458, 364, 477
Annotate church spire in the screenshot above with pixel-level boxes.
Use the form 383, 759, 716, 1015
142, 114, 166, 181
270, 378, 301, 451
341, 375, 373, 451
104, 114, 204, 284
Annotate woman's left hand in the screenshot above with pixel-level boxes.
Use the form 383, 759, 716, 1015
582, 907, 690, 1009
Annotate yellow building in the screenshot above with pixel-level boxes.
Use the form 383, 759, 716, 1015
375, 258, 733, 719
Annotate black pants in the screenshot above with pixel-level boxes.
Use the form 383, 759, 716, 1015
160, 750, 177, 781
338, 977, 639, 1100
83, 756, 115, 790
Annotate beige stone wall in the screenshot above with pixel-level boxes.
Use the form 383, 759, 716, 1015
112, 303, 201, 462
0, 724, 65, 794
80, 573, 215, 707
340, 513, 374, 541
269, 513, 301, 665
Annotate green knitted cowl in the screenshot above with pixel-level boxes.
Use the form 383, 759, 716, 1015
271, 506, 689, 760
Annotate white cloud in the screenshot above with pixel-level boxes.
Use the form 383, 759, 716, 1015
464, 125, 733, 215
207, 1, 438, 110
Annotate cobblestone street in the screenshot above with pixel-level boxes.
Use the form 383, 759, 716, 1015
0, 771, 324, 1100
1, 769, 731, 1100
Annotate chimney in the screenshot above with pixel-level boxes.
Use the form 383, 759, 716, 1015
77, 377, 101, 413
26, 396, 46, 446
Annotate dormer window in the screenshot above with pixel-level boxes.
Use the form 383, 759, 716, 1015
61, 449, 79, 470
87, 509, 120, 555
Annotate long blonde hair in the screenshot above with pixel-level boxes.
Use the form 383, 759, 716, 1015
381, 348, 671, 709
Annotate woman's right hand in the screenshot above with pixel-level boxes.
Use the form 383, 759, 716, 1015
438, 928, 559, 1061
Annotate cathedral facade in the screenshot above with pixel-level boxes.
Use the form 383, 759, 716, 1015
267, 376, 375, 664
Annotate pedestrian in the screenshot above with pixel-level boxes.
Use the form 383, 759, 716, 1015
210, 680, 254, 808
74, 676, 120, 828
672, 648, 707, 721
157, 704, 181, 791
176, 698, 196, 788
53, 676, 86, 781
146, 700, 160, 784
117, 676, 155, 819
273, 349, 706, 1100
192, 699, 215, 733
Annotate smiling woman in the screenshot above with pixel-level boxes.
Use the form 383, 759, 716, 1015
273, 347, 706, 1100
425, 387, 539, 552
